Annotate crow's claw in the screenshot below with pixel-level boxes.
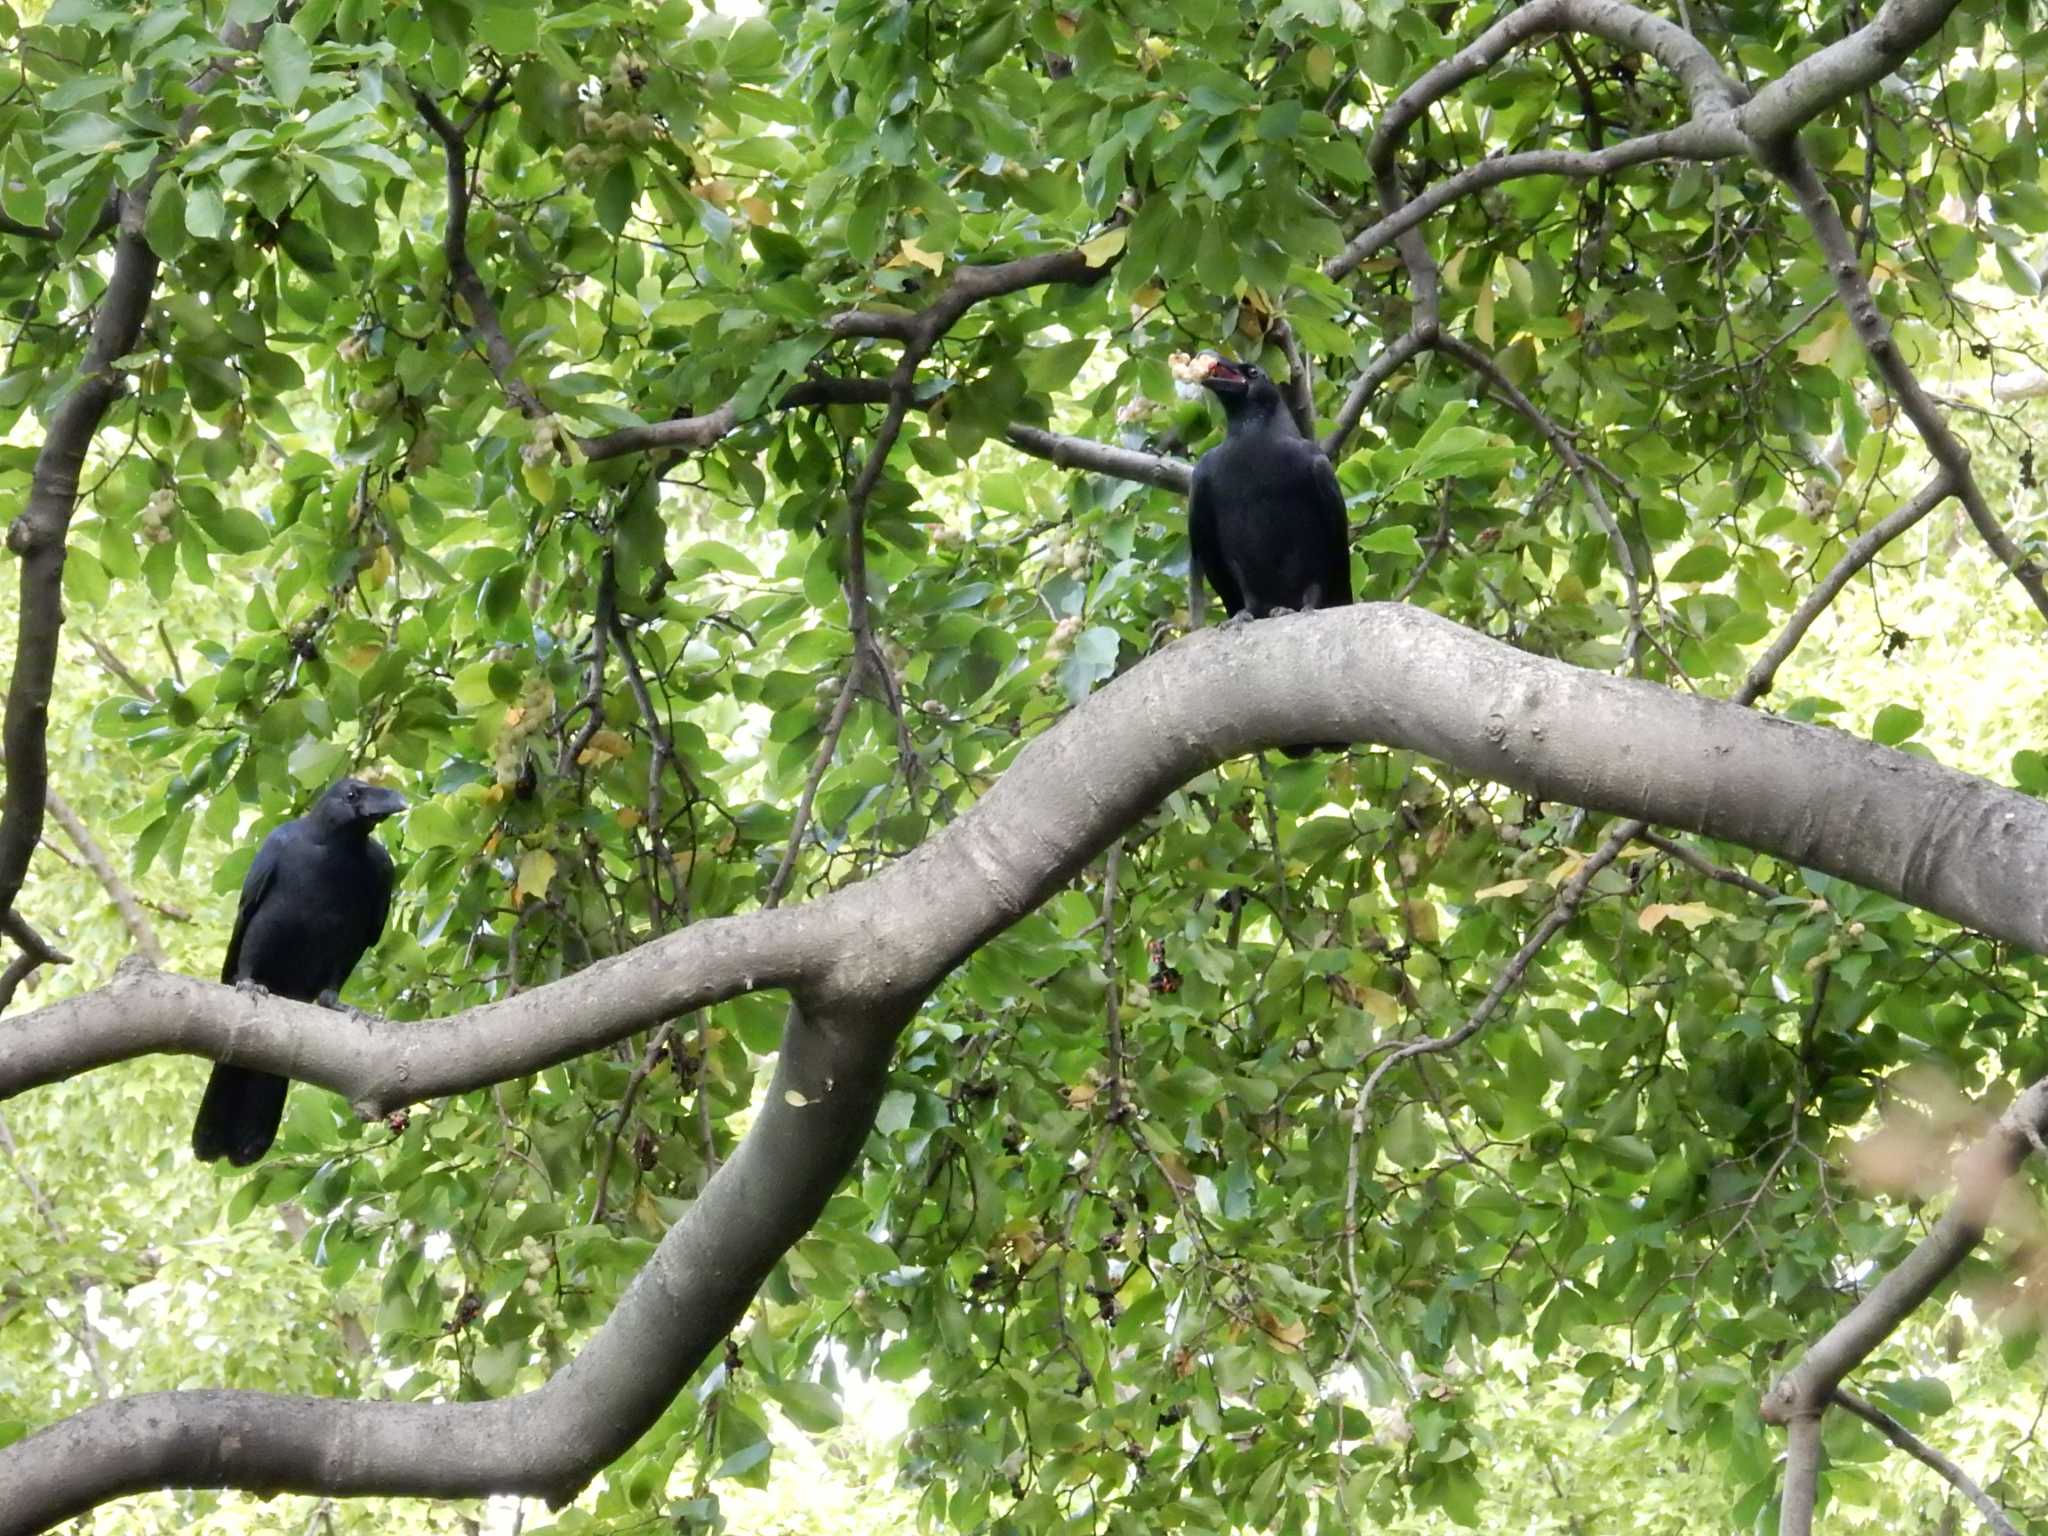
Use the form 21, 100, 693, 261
233, 978, 270, 998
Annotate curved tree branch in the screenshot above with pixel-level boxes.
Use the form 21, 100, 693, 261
0, 12, 271, 928
14, 602, 2048, 1526
0, 203, 158, 928
11, 603, 2048, 1110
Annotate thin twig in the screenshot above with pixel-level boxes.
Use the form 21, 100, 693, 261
590, 1024, 675, 1226
44, 788, 164, 966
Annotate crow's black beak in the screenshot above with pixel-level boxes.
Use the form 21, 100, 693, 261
362, 786, 408, 822
1198, 353, 1248, 392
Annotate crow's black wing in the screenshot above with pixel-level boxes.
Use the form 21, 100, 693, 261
1306, 447, 1353, 609
1188, 458, 1246, 618
355, 837, 397, 974
217, 823, 291, 986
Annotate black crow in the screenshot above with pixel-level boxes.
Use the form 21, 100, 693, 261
1185, 353, 1353, 755
192, 777, 405, 1166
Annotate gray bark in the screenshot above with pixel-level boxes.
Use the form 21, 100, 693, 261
7, 602, 2048, 1529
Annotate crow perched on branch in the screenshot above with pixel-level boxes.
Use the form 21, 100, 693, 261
1181, 352, 1353, 756
191, 777, 405, 1166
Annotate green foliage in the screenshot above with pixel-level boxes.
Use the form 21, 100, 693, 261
4, 0, 2048, 1531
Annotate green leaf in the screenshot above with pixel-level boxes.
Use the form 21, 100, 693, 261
184, 180, 227, 240
261, 22, 315, 108
764, 1378, 842, 1433
1356, 525, 1423, 558
144, 177, 188, 259
1871, 703, 1923, 747
1665, 544, 1731, 584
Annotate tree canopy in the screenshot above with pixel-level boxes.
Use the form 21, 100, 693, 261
4, 0, 2048, 1532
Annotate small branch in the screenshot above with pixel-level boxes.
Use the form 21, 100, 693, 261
589, 1023, 674, 1226
1831, 1386, 2020, 1536
45, 787, 165, 966
764, 658, 863, 911
1321, 326, 1434, 461
1635, 830, 1783, 902
79, 632, 148, 697
1000, 423, 1192, 493
1342, 822, 1630, 1357
1434, 332, 1642, 641
1740, 470, 1952, 701
0, 1109, 113, 1397
411, 83, 545, 420
1325, 123, 1743, 283
1760, 143, 2048, 623
1101, 841, 1127, 1118
1270, 318, 1318, 439
1392, 490, 1454, 603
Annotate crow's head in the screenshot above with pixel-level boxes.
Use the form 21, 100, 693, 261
314, 777, 408, 831
1195, 353, 1285, 425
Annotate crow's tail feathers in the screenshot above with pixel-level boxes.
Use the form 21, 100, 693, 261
1282, 742, 1348, 759
192, 1065, 289, 1166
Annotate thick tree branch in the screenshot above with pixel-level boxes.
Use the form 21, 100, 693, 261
0, 12, 271, 929
1762, 1076, 2048, 1535
1741, 0, 1969, 142
26, 602, 2046, 1522
1, 992, 907, 1534
0, 202, 158, 929
11, 604, 2048, 1111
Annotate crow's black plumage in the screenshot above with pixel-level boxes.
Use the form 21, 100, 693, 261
1188, 354, 1353, 755
192, 777, 405, 1166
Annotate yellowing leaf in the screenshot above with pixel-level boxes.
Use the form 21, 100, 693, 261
576, 728, 632, 766
1079, 227, 1128, 268
1402, 899, 1440, 943
1357, 987, 1401, 1028
1474, 277, 1495, 346
1258, 1312, 1308, 1353
1639, 901, 1721, 933
514, 848, 557, 905
521, 459, 555, 503
889, 236, 946, 274
1796, 313, 1851, 366
359, 544, 394, 592
615, 807, 643, 829
1474, 879, 1534, 901
740, 196, 774, 226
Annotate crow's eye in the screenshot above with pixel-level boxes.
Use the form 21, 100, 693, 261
347, 786, 360, 802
